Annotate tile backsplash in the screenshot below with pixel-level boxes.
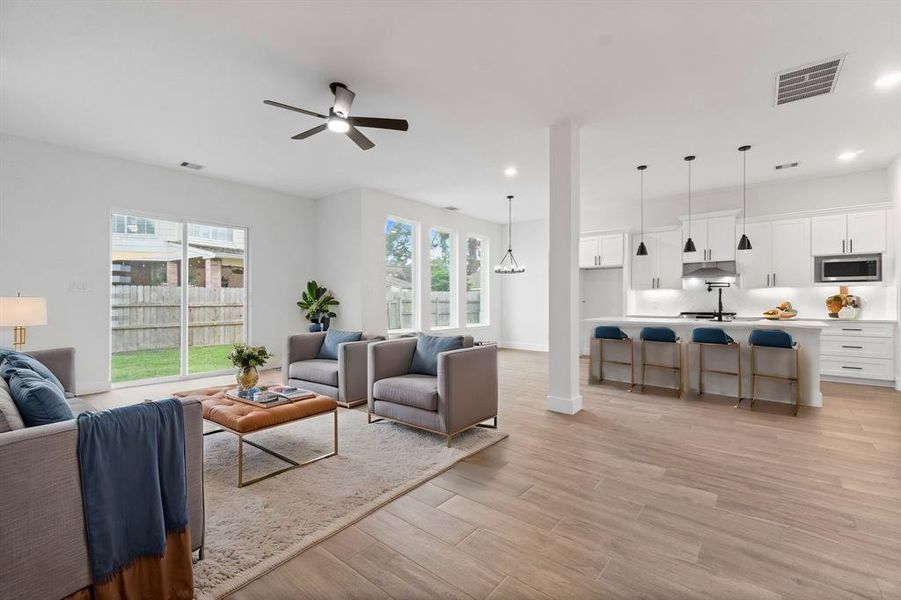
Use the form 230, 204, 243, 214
628, 283, 898, 320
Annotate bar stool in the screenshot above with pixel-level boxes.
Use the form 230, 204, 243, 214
639, 327, 682, 397
689, 327, 742, 405
748, 329, 801, 416
589, 326, 634, 390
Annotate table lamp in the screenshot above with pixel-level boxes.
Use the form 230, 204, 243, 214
0, 294, 48, 351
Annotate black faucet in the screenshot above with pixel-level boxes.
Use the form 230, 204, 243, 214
705, 281, 731, 321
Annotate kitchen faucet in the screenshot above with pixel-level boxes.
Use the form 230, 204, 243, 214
705, 281, 731, 321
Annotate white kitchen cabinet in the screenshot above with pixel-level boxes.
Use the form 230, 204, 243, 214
771, 218, 812, 287
736, 218, 811, 288
846, 211, 886, 254
735, 222, 772, 288
631, 230, 682, 289
579, 233, 623, 269
681, 215, 735, 263
811, 210, 886, 256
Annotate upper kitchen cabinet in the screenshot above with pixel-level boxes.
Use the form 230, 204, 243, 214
735, 222, 772, 288
631, 230, 683, 289
681, 215, 736, 263
579, 233, 624, 269
736, 218, 811, 288
810, 210, 886, 256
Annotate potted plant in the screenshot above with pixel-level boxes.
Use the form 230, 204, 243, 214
297, 280, 340, 331
227, 343, 273, 391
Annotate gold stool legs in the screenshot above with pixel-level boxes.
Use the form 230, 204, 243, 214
589, 337, 634, 391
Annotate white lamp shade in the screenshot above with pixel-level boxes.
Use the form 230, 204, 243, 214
0, 296, 48, 326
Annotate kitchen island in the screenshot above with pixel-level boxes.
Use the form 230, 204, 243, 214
585, 317, 826, 407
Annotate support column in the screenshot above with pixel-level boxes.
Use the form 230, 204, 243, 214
545, 119, 582, 414
890, 155, 901, 391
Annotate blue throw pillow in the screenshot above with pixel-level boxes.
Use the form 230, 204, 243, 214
0, 351, 65, 393
410, 334, 464, 376
6, 367, 73, 427
317, 329, 363, 360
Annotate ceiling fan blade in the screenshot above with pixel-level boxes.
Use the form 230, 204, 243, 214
291, 123, 328, 140
346, 126, 375, 150
263, 100, 326, 119
332, 85, 356, 118
350, 116, 409, 131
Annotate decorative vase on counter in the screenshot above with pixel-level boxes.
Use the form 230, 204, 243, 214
236, 365, 260, 391
825, 286, 861, 319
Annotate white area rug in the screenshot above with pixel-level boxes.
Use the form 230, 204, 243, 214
194, 407, 506, 599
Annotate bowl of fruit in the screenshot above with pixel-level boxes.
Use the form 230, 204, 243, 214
763, 302, 798, 320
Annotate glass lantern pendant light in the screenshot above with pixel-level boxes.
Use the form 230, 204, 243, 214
494, 195, 526, 274
636, 165, 648, 256
737, 145, 753, 251
682, 155, 697, 253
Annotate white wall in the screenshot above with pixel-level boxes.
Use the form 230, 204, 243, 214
498, 218, 549, 351
0, 135, 315, 393
582, 168, 890, 232
314, 187, 506, 342
580, 267, 624, 354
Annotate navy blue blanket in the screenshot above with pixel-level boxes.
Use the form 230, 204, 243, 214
76, 398, 188, 582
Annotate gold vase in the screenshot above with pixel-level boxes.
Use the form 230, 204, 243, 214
236, 366, 259, 391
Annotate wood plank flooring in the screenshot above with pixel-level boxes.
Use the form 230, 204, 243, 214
88, 350, 901, 599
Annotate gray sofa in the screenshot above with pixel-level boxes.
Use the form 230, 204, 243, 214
284, 331, 385, 407
0, 348, 205, 600
367, 336, 498, 447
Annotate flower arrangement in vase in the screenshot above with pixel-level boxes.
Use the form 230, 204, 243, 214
825, 286, 861, 319
227, 343, 273, 391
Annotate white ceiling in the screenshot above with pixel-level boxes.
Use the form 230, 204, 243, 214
2, 1, 900, 223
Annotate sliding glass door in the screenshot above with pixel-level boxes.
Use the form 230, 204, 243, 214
110, 214, 247, 385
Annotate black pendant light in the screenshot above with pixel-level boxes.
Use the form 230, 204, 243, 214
683, 155, 697, 253
636, 165, 648, 256
737, 145, 753, 251
494, 195, 526, 274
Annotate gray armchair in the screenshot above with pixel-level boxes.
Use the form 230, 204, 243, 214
367, 336, 498, 447
284, 331, 385, 407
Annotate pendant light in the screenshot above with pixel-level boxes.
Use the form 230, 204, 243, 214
682, 155, 697, 253
494, 195, 526, 274
737, 145, 753, 250
636, 165, 648, 256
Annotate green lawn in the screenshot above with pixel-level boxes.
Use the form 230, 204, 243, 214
111, 344, 233, 383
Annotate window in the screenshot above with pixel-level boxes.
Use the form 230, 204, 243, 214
430, 228, 455, 328
466, 235, 489, 326
112, 214, 156, 235
188, 223, 235, 243
385, 218, 417, 331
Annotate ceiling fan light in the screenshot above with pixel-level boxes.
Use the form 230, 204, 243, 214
327, 117, 350, 133
683, 237, 696, 253
737, 233, 752, 251
636, 241, 648, 256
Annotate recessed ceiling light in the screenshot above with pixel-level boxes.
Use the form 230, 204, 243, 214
504, 166, 517, 177
837, 150, 863, 161
874, 72, 901, 89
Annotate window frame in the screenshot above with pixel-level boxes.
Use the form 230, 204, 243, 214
384, 215, 420, 333
428, 226, 457, 330
464, 233, 490, 328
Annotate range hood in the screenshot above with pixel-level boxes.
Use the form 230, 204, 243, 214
682, 260, 737, 279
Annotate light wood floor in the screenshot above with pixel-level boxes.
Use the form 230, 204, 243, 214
88, 350, 901, 599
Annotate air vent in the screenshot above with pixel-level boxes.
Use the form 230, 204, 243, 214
179, 161, 203, 170
774, 161, 800, 170
444, 205, 460, 211
774, 55, 844, 106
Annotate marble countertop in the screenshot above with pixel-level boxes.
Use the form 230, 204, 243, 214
585, 316, 829, 329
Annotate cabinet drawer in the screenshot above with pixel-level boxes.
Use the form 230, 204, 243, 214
820, 356, 894, 381
821, 323, 895, 338
820, 336, 894, 359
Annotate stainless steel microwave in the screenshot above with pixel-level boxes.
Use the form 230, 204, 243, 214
815, 254, 882, 283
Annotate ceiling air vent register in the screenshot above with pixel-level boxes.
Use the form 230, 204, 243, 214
774, 56, 845, 106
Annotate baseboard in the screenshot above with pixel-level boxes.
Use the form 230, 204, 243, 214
544, 394, 582, 414
896, 376, 901, 392
498, 341, 549, 353
821, 375, 897, 389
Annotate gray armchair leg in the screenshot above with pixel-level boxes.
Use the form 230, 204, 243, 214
367, 412, 384, 424
476, 416, 498, 429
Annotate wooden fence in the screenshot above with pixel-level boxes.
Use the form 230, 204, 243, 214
111, 285, 245, 353
386, 290, 484, 330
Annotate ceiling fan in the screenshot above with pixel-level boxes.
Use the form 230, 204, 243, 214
264, 82, 409, 151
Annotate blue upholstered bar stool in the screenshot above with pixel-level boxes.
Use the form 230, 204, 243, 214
639, 327, 682, 397
748, 329, 800, 416
689, 327, 742, 405
589, 326, 634, 390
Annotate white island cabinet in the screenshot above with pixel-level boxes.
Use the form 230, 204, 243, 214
584, 317, 825, 407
